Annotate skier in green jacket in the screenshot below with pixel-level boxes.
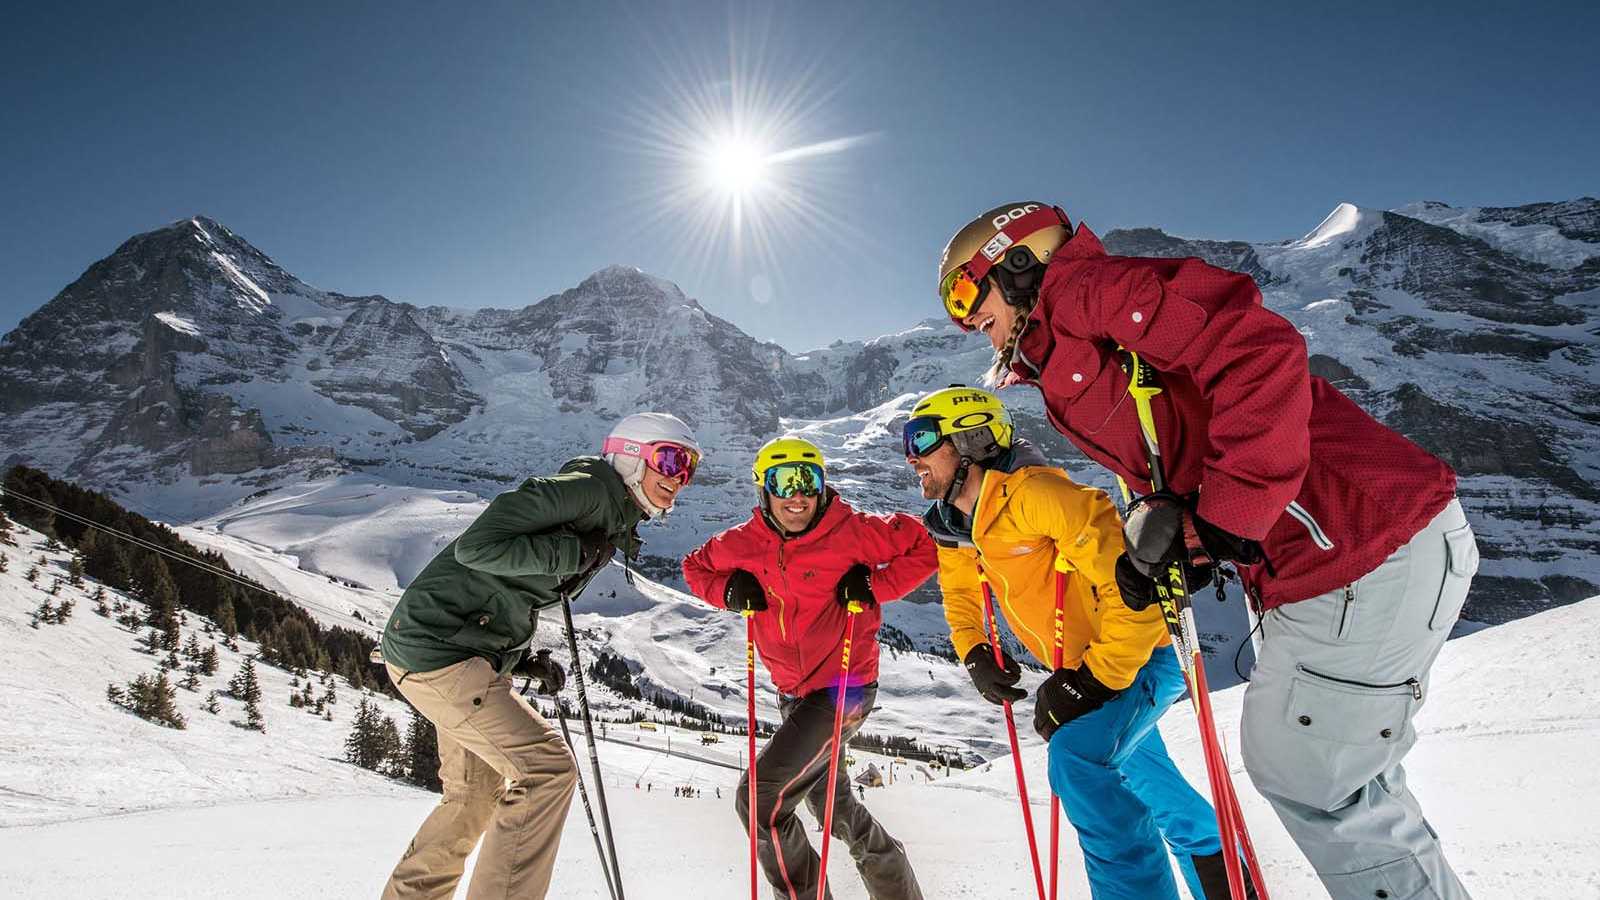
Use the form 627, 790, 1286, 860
378, 412, 702, 900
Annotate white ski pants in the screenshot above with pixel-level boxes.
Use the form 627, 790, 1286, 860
1241, 498, 1476, 900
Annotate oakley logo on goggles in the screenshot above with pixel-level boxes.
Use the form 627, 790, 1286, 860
902, 416, 947, 458
940, 205, 1069, 331
602, 437, 700, 483
763, 461, 824, 499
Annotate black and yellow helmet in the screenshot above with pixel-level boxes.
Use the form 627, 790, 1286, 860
903, 386, 1013, 463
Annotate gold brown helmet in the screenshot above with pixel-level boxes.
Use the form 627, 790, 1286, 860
937, 202, 1073, 330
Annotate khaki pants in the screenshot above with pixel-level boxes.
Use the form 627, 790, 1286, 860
383, 658, 577, 900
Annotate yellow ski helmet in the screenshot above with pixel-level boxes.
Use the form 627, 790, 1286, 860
903, 386, 1013, 463
752, 437, 827, 498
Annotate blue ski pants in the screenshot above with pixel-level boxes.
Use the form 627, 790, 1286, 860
1047, 649, 1220, 900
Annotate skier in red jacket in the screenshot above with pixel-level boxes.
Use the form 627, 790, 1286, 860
683, 436, 935, 900
933, 203, 1478, 900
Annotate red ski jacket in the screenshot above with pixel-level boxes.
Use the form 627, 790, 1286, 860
682, 492, 937, 697
1009, 225, 1457, 609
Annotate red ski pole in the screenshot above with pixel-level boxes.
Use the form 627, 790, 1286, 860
1048, 558, 1070, 900
744, 611, 759, 900
982, 574, 1048, 900
814, 600, 862, 900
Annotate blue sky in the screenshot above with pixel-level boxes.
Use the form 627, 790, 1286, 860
2, 1, 1595, 350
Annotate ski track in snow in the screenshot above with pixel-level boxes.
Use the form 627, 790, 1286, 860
2, 522, 1598, 897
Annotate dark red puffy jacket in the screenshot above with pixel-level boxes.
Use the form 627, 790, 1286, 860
682, 492, 937, 697
1009, 225, 1456, 609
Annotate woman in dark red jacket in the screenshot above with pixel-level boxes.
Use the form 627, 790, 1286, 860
683, 436, 935, 900
934, 203, 1478, 900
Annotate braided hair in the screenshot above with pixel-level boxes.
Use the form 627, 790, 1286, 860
982, 292, 1039, 387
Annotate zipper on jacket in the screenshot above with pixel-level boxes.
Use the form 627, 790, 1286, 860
1338, 585, 1354, 637
775, 543, 789, 640
1286, 501, 1336, 551
1296, 664, 1422, 700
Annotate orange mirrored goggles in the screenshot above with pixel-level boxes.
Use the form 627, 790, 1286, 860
940, 267, 989, 330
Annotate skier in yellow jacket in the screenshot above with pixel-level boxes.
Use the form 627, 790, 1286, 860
906, 386, 1245, 900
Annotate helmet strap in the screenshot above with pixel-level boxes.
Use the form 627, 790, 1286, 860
944, 457, 975, 506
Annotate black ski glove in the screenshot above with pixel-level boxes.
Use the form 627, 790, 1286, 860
518, 648, 566, 696
723, 569, 767, 613
1033, 665, 1120, 741
1121, 492, 1260, 610
963, 644, 1027, 706
835, 563, 877, 610
1114, 553, 1214, 613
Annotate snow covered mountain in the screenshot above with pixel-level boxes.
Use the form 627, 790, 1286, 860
2, 200, 1597, 631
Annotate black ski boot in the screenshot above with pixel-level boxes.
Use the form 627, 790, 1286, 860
1193, 851, 1259, 900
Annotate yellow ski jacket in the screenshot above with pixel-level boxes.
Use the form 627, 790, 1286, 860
926, 461, 1169, 691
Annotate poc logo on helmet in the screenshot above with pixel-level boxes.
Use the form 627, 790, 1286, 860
991, 204, 1040, 230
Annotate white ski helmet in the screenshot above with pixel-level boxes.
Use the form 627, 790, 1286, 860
602, 412, 702, 518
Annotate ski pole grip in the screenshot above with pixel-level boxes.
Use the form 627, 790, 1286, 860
846, 600, 863, 615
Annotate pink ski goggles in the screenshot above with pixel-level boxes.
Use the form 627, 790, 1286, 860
602, 437, 701, 484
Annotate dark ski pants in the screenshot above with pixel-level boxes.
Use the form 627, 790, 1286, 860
735, 683, 924, 900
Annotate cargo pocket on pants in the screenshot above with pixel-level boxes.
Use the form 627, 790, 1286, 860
1322, 855, 1429, 900
1430, 525, 1478, 631
1277, 665, 1419, 810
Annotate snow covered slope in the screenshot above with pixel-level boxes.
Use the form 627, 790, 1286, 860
2, 518, 1596, 898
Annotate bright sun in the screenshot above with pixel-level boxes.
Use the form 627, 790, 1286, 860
704, 138, 771, 196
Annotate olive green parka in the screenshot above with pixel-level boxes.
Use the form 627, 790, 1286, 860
380, 456, 645, 675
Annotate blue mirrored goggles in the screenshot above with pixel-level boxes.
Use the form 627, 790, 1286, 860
763, 461, 825, 499
902, 416, 947, 458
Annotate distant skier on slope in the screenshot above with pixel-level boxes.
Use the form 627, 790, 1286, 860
934, 202, 1477, 899
907, 386, 1245, 900
683, 436, 937, 900
378, 412, 702, 900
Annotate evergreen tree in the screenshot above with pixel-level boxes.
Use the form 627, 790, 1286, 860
300, 682, 315, 707
215, 590, 238, 637
200, 644, 220, 676
0, 553, 8, 573
139, 557, 181, 650
124, 671, 186, 729
202, 691, 221, 715
0, 508, 13, 546
92, 587, 111, 617
44, 537, 63, 552
344, 696, 393, 771
31, 598, 55, 628
228, 657, 263, 704
182, 633, 203, 662
67, 554, 85, 587
377, 716, 404, 777
322, 680, 338, 706
46, 578, 62, 596
402, 709, 443, 791
244, 693, 265, 733
289, 691, 305, 708
179, 669, 201, 692
24, 564, 39, 583
162, 650, 182, 671
106, 683, 126, 706
139, 628, 163, 655
55, 596, 75, 622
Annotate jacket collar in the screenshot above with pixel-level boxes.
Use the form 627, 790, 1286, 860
1010, 224, 1109, 395
925, 440, 1049, 545
558, 455, 645, 556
